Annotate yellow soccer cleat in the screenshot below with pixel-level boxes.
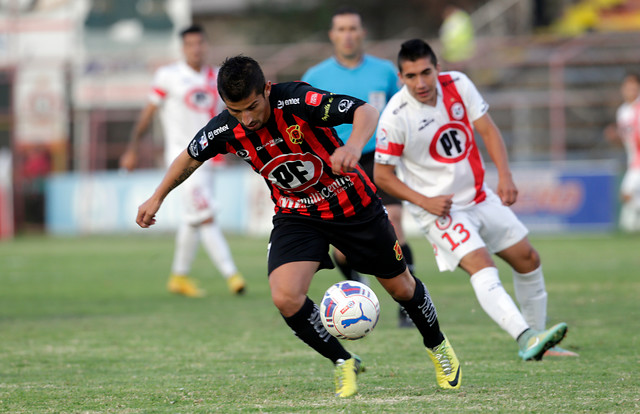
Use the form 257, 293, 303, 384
334, 354, 365, 398
426, 335, 462, 389
227, 273, 246, 295
167, 274, 205, 298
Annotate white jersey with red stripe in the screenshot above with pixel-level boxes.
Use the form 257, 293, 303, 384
616, 98, 640, 171
149, 61, 223, 166
375, 71, 490, 225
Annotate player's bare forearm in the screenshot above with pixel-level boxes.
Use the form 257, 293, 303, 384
331, 104, 379, 174
121, 104, 158, 171
128, 104, 157, 150
474, 113, 510, 174
136, 150, 203, 228
474, 113, 518, 205
374, 162, 453, 217
157, 150, 203, 199
348, 104, 379, 151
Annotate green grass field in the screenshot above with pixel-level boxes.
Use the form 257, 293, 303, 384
1, 233, 639, 413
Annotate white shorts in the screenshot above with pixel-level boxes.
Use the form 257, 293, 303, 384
417, 191, 529, 272
620, 169, 640, 205
176, 163, 218, 225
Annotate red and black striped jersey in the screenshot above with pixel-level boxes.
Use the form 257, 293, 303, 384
187, 81, 378, 220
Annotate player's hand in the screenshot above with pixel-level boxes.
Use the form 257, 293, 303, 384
330, 145, 361, 175
497, 175, 518, 206
136, 197, 162, 228
421, 194, 453, 217
120, 149, 138, 172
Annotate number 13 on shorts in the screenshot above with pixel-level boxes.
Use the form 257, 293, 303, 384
428, 213, 485, 272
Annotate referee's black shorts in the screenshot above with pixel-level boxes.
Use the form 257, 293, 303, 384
267, 199, 407, 279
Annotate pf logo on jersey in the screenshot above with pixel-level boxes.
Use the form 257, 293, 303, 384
429, 121, 473, 164
260, 153, 323, 191
185, 87, 217, 113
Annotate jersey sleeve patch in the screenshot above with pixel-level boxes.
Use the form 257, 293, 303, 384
305, 91, 323, 107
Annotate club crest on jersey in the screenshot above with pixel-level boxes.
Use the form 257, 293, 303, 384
286, 125, 304, 144
198, 132, 208, 149
429, 121, 473, 164
393, 240, 404, 261
435, 214, 452, 230
450, 102, 465, 120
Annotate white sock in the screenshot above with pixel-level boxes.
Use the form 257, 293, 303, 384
199, 222, 238, 278
513, 265, 547, 331
470, 267, 529, 340
171, 222, 200, 275
620, 203, 640, 232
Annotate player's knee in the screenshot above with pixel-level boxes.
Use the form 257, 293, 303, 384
390, 286, 413, 302
200, 216, 214, 225
521, 245, 540, 269
515, 245, 541, 273
379, 272, 414, 301
271, 291, 305, 317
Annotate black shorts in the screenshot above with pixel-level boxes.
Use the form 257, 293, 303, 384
267, 199, 407, 279
360, 151, 402, 206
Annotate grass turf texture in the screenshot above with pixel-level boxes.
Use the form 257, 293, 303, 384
1, 233, 638, 413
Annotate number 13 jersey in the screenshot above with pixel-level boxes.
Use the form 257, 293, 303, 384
375, 71, 491, 222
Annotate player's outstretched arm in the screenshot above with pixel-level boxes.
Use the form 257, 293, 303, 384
136, 150, 203, 228
330, 103, 379, 174
374, 163, 453, 217
120, 103, 158, 171
474, 113, 518, 206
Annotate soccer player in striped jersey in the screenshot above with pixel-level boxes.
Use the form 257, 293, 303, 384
136, 55, 462, 397
374, 39, 573, 361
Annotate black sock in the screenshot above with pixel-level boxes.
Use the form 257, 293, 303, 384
401, 243, 415, 274
395, 275, 445, 348
282, 297, 351, 363
332, 251, 361, 281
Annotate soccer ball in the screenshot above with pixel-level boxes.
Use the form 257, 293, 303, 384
320, 281, 380, 340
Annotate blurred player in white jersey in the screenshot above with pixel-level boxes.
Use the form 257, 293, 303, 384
374, 39, 574, 360
120, 25, 245, 297
605, 72, 640, 232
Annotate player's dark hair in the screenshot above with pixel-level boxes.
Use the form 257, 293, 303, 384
180, 24, 205, 38
218, 55, 266, 103
332, 5, 361, 19
624, 71, 640, 83
331, 6, 361, 28
397, 39, 438, 72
